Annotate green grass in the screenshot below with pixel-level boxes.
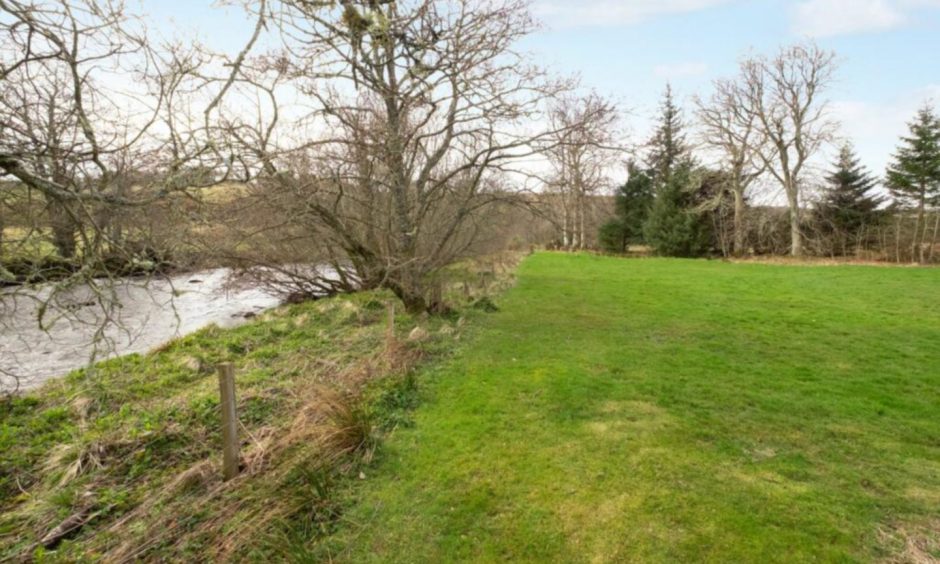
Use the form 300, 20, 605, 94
0, 288, 471, 561
327, 253, 940, 562
1, 227, 57, 261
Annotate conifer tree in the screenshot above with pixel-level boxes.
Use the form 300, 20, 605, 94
643, 164, 709, 257
642, 86, 708, 256
598, 163, 654, 252
815, 143, 884, 255
885, 104, 940, 262
646, 85, 691, 183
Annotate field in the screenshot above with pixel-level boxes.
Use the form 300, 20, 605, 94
327, 253, 940, 562
2, 252, 938, 561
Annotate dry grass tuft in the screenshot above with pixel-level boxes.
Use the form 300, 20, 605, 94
98, 336, 424, 562
880, 521, 940, 564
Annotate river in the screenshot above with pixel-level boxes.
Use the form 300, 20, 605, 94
0, 268, 282, 392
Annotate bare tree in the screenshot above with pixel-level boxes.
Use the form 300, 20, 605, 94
738, 43, 838, 257
696, 79, 765, 256
219, 0, 575, 313
0, 0, 254, 391
0, 0, 256, 229
545, 92, 623, 250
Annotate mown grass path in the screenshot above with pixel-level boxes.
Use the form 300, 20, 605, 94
333, 253, 940, 562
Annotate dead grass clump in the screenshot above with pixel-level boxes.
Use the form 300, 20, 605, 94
879, 520, 940, 563
314, 387, 377, 465
99, 342, 424, 562
56, 443, 106, 486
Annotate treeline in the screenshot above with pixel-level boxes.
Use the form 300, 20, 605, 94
598, 47, 940, 264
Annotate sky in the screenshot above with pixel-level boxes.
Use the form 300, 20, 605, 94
142, 0, 940, 182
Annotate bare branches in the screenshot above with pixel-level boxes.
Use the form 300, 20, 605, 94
544, 92, 624, 250
696, 76, 766, 255
0, 0, 273, 390
214, 0, 573, 312
734, 42, 838, 256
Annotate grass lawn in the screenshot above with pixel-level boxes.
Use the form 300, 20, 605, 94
329, 253, 940, 562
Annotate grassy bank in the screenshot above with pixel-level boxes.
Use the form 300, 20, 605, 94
0, 260, 513, 561
326, 253, 940, 562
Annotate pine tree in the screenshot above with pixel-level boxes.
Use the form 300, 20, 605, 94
643, 164, 709, 257
642, 86, 706, 256
598, 164, 654, 253
885, 104, 940, 262
646, 84, 691, 183
815, 143, 884, 255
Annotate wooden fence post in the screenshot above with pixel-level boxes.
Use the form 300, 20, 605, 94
217, 363, 239, 481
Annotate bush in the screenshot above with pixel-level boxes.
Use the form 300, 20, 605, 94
598, 220, 629, 253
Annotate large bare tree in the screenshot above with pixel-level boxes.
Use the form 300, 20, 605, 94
738, 43, 838, 257
0, 0, 252, 391
696, 78, 765, 256
220, 0, 575, 312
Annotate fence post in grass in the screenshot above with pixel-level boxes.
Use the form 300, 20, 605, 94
217, 362, 239, 481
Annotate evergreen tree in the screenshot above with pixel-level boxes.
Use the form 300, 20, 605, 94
885, 104, 940, 262
646, 84, 691, 183
815, 143, 885, 255
641, 85, 707, 256
598, 164, 654, 253
643, 164, 710, 257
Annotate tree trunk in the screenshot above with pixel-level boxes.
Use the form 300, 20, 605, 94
929, 210, 940, 263
386, 278, 429, 315
562, 200, 570, 249
732, 188, 746, 257
895, 214, 902, 263
578, 193, 586, 251
788, 199, 802, 257
912, 190, 926, 263
48, 200, 77, 259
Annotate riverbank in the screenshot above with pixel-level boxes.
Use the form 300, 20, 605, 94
0, 255, 519, 561
6, 253, 937, 561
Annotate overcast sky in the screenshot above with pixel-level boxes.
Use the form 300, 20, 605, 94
146, 0, 940, 182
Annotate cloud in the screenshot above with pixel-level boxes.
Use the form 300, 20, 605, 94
653, 62, 709, 79
534, 0, 729, 28
792, 0, 940, 37
831, 84, 940, 175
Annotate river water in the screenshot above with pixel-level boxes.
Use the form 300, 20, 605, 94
0, 268, 282, 392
